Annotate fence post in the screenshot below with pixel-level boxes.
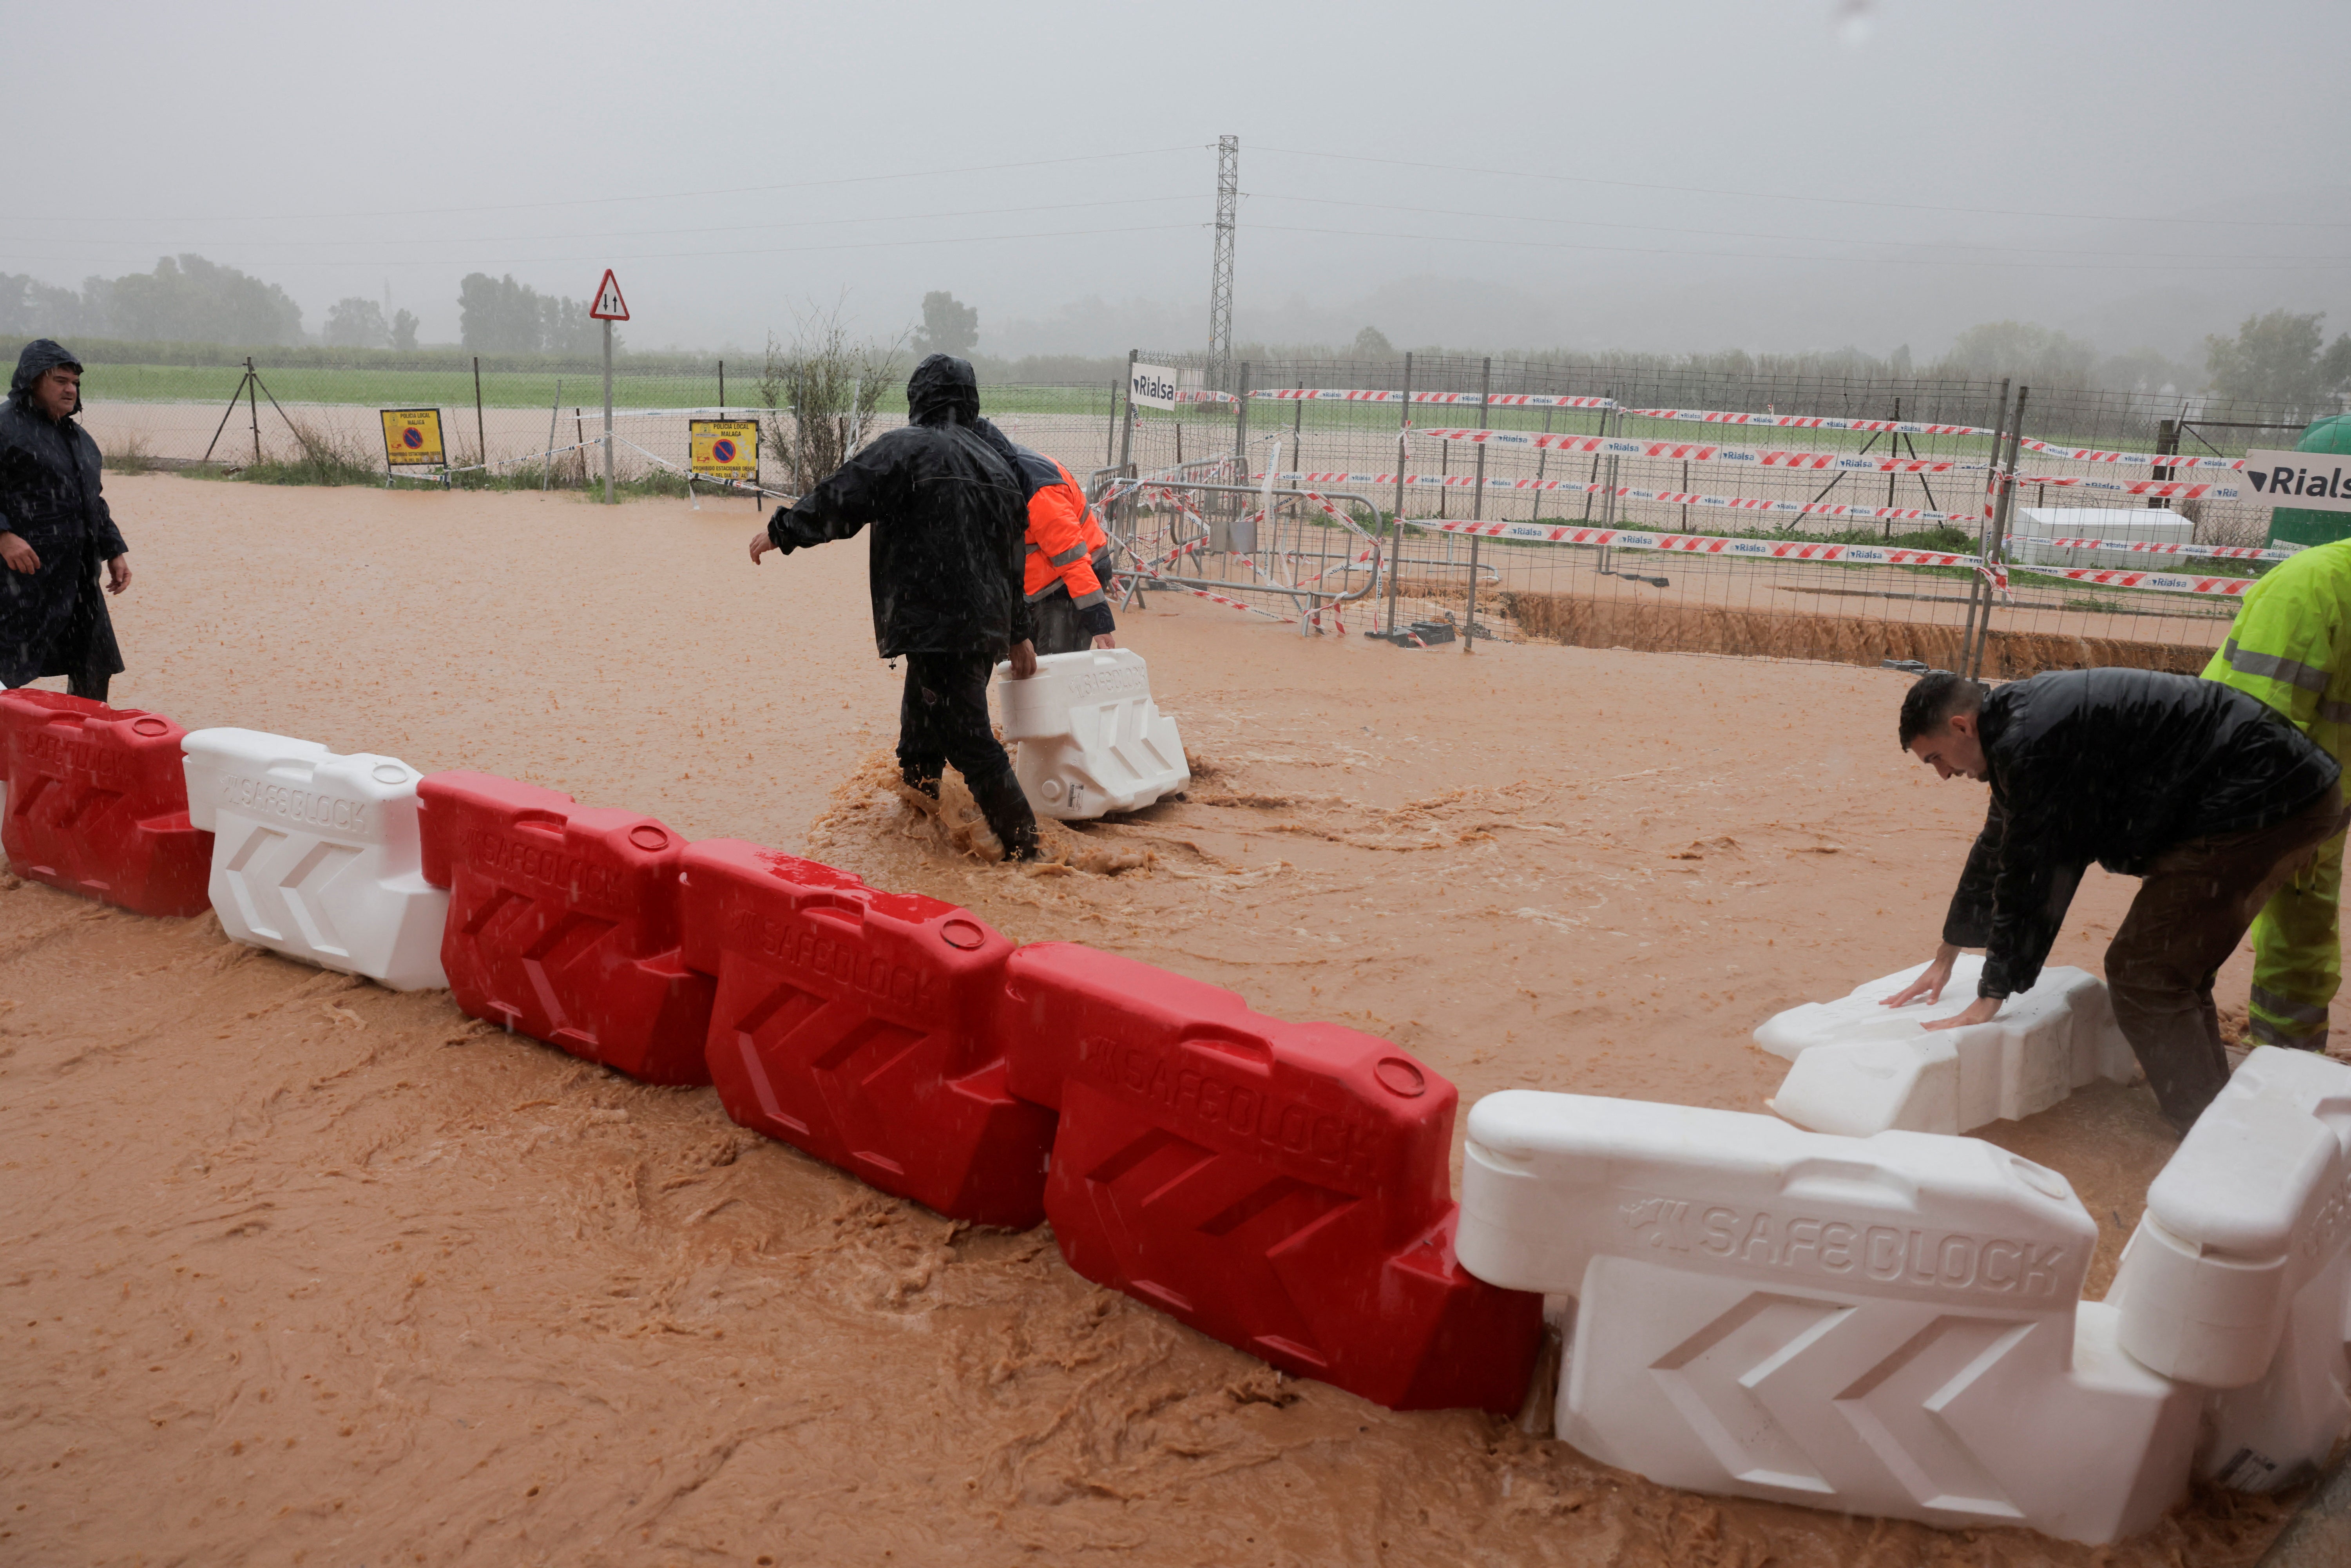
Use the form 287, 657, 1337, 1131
718, 359, 725, 411
1388, 351, 1412, 636
246, 357, 261, 466
473, 356, 486, 481
1465, 356, 1491, 652
1117, 349, 1136, 471
1958, 379, 2011, 679
1971, 386, 2028, 683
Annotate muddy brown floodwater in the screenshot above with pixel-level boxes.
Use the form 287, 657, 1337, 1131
2, 476, 2324, 1566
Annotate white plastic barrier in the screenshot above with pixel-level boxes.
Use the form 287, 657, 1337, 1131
993, 648, 1188, 820
1457, 1091, 2200, 1545
181, 729, 448, 990
2109, 1046, 2351, 1490
1757, 955, 2139, 1138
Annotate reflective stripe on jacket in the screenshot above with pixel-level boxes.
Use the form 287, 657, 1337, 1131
1022, 456, 1111, 607
2202, 538, 2351, 764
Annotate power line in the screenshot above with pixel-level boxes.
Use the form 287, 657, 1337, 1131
0, 194, 1210, 253
0, 221, 1208, 272
1245, 192, 2347, 264
1252, 145, 2351, 230
1244, 221, 2343, 272
9, 145, 1204, 228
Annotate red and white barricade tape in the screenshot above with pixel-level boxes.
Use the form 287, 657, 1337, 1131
2038, 537, 2297, 562
2015, 474, 2242, 500
2018, 438, 2243, 469
1248, 388, 1614, 409
2013, 565, 2255, 598
1260, 471, 1982, 527
1416, 427, 1967, 474
1621, 408, 1989, 435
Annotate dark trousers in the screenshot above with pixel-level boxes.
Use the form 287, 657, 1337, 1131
2107, 782, 2349, 1130
896, 652, 1037, 862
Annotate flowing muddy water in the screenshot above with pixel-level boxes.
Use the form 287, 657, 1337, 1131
1, 476, 2316, 1565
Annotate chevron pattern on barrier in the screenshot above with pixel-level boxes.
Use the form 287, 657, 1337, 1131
418, 771, 713, 1085
1000, 942, 1544, 1412
682, 840, 1054, 1227
0, 692, 211, 917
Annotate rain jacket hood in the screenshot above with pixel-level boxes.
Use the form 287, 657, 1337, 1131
907, 354, 980, 429
11, 339, 84, 416
1940, 668, 2340, 997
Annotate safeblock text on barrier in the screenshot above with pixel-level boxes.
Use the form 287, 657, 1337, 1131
1456, 1091, 2202, 1545
1000, 942, 1543, 1412
417, 771, 712, 1084
680, 839, 1054, 1227
0, 692, 211, 917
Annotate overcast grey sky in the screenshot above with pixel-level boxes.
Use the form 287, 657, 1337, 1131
9, 0, 2347, 361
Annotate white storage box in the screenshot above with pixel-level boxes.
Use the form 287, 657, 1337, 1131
1456, 1090, 2200, 1544
1758, 955, 2138, 1137
993, 648, 1188, 820
182, 728, 449, 990
2010, 507, 2196, 572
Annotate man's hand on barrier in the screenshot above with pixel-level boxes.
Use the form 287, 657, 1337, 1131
1883, 942, 1962, 1008
1921, 995, 2002, 1033
0, 531, 38, 574
1007, 639, 1038, 679
748, 530, 775, 565
105, 554, 132, 595
1091, 633, 1118, 649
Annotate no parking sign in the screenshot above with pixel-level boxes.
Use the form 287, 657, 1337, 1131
380, 408, 446, 469
690, 418, 759, 482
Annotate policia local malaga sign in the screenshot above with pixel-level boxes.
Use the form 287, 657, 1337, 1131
2241, 450, 2351, 516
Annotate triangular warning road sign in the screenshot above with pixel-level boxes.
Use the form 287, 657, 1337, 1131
589, 269, 629, 321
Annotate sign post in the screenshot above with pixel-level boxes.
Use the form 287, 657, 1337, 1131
589, 269, 630, 503
378, 408, 448, 487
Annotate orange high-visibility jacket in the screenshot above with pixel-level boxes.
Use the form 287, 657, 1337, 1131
1022, 455, 1111, 608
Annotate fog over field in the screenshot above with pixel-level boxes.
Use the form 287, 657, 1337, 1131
4, 0, 2347, 366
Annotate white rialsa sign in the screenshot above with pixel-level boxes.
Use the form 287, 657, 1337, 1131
1130, 362, 1181, 412
2239, 449, 2351, 515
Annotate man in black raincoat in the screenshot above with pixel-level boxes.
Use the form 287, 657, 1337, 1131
750, 354, 1040, 861
1, 340, 132, 700
1888, 668, 2345, 1130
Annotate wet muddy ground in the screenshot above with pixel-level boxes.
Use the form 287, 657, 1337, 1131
0, 476, 2317, 1565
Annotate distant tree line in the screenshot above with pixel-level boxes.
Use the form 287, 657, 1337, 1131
0, 255, 308, 346
455, 274, 611, 356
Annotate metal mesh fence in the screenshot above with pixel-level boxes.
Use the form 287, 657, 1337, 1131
1110, 351, 2324, 674
69, 339, 2327, 678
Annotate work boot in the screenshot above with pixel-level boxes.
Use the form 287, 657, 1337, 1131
968, 770, 1040, 864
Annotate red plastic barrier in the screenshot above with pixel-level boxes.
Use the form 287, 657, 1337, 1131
417, 771, 712, 1085
1000, 942, 1543, 1412
681, 840, 1053, 1226
0, 691, 210, 917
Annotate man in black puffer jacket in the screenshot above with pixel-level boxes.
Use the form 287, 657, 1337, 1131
1, 340, 132, 700
750, 354, 1039, 861
1889, 668, 2345, 1130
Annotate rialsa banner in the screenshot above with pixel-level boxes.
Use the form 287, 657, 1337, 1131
2239, 450, 2351, 516
690, 419, 759, 481
1130, 362, 1181, 412
380, 408, 446, 468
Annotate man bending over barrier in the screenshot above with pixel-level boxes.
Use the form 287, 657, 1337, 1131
1887, 668, 2345, 1131
749, 353, 1041, 862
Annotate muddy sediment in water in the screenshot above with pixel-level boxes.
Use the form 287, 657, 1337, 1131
0, 476, 2317, 1565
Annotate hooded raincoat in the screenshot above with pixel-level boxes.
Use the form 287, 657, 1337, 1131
0, 340, 125, 694
764, 355, 1029, 657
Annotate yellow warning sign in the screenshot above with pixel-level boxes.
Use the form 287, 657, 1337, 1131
690, 419, 759, 482
380, 408, 446, 468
